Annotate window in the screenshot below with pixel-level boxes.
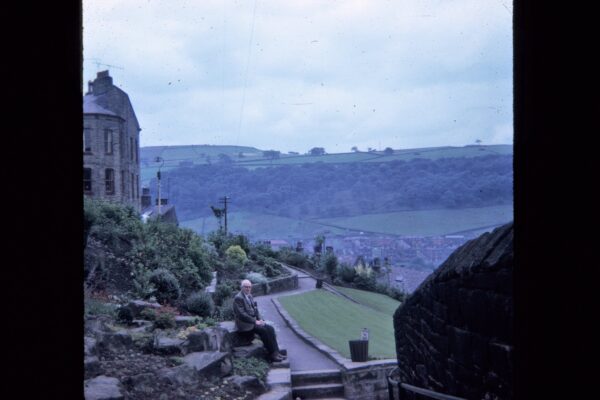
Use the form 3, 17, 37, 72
136, 175, 139, 198
104, 129, 113, 154
131, 172, 135, 199
84, 168, 92, 192
135, 139, 139, 162
130, 138, 134, 160
105, 168, 115, 194
121, 170, 125, 194
83, 128, 92, 152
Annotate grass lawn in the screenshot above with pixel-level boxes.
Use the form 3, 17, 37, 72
333, 286, 401, 316
278, 290, 396, 359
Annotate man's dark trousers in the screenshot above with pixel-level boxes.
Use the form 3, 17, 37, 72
252, 324, 279, 355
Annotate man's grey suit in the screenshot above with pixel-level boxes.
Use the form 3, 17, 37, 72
233, 290, 280, 357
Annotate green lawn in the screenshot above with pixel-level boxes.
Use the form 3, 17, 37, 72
278, 290, 396, 359
333, 286, 401, 316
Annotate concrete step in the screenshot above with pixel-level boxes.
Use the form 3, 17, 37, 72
291, 369, 342, 387
292, 383, 345, 399
272, 359, 290, 368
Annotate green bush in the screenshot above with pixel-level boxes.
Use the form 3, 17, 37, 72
233, 357, 270, 383
140, 308, 157, 321
154, 310, 176, 330
84, 298, 117, 318
217, 297, 235, 321
214, 283, 235, 306
321, 252, 338, 281
117, 306, 134, 324
226, 245, 248, 265
338, 263, 356, 283
149, 268, 181, 304
185, 291, 215, 318
245, 272, 267, 285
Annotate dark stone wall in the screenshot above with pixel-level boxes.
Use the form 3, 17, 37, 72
393, 222, 513, 400
251, 273, 299, 297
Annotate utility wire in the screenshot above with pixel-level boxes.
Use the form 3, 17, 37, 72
235, 0, 258, 147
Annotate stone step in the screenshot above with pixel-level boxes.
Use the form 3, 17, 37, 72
256, 386, 292, 400
292, 383, 345, 399
271, 359, 290, 368
291, 369, 342, 387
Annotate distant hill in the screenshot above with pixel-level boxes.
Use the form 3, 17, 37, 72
141, 144, 513, 242
140, 144, 512, 185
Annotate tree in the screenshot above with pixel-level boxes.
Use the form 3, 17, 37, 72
263, 150, 281, 160
309, 147, 326, 156
351, 146, 359, 152
321, 252, 339, 282
218, 153, 233, 164
383, 147, 394, 155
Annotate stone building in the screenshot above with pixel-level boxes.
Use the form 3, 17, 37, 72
83, 71, 141, 211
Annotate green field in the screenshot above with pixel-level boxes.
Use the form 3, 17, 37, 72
140, 144, 513, 184
278, 290, 396, 359
180, 212, 349, 239
333, 286, 401, 316
180, 204, 513, 239
314, 204, 513, 236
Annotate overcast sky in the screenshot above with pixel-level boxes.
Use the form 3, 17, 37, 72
83, 0, 513, 154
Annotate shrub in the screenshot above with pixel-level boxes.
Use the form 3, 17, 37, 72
140, 308, 157, 321
217, 297, 235, 321
353, 263, 376, 291
321, 253, 338, 281
214, 283, 235, 306
154, 310, 176, 329
149, 268, 181, 304
117, 306, 134, 325
185, 291, 215, 318
225, 245, 248, 266
338, 263, 356, 283
84, 298, 117, 318
233, 357, 270, 383
245, 272, 269, 294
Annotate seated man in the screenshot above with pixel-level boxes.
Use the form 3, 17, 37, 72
233, 279, 286, 362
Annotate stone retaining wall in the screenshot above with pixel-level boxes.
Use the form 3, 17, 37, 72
252, 273, 299, 297
341, 361, 397, 400
393, 222, 513, 400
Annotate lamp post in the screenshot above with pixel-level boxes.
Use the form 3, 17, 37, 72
155, 156, 164, 218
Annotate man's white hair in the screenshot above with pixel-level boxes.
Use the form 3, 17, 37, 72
241, 279, 252, 288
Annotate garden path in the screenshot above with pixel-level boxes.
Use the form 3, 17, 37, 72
254, 268, 339, 371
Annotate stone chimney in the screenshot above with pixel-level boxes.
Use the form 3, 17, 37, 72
91, 70, 113, 95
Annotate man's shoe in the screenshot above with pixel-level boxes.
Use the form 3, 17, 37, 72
270, 353, 285, 362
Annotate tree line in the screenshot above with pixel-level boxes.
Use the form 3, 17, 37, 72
150, 154, 513, 221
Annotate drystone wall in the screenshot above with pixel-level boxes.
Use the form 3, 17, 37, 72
393, 222, 513, 400
251, 273, 299, 297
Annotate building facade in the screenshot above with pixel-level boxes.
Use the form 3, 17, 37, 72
83, 71, 141, 211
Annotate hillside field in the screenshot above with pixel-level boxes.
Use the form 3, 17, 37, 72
180, 204, 513, 239
140, 144, 512, 185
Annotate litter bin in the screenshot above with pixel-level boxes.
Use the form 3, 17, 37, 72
349, 340, 368, 362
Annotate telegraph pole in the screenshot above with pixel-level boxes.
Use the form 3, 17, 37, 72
155, 157, 164, 218
219, 196, 230, 234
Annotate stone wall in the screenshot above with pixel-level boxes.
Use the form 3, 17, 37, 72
341, 361, 396, 400
393, 222, 513, 400
251, 273, 298, 297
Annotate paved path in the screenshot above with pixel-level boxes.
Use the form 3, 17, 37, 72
255, 269, 339, 371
